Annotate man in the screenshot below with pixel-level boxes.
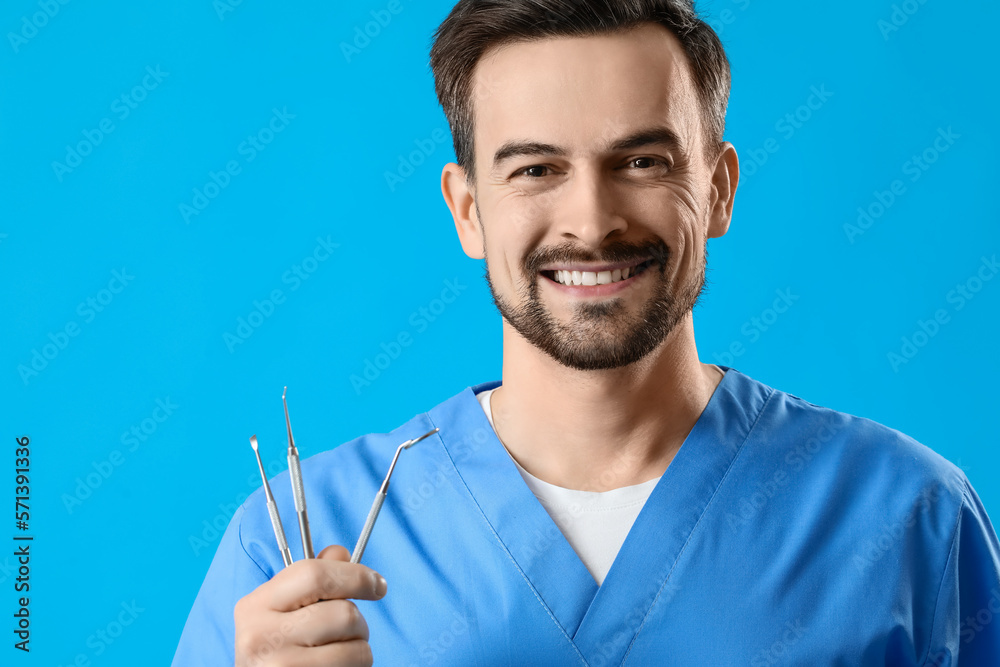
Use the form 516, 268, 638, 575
173, 1, 1000, 665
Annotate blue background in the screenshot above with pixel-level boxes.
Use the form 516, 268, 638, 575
1, 0, 997, 662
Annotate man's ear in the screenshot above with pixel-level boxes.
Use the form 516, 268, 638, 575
441, 162, 484, 260
707, 142, 739, 239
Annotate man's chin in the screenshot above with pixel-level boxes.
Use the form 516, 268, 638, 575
524, 320, 667, 370
542, 341, 657, 371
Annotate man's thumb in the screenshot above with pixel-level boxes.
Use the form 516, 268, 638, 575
317, 544, 351, 562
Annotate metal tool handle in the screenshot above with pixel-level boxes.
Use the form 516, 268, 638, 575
297, 512, 314, 560
287, 453, 315, 559
350, 492, 386, 564
266, 499, 294, 567
288, 455, 307, 512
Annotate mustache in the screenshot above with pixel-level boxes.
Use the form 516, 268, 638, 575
524, 239, 670, 275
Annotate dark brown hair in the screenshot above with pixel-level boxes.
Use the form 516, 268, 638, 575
429, 0, 732, 185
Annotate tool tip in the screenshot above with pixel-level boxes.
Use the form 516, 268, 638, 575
282, 386, 287, 401
404, 427, 439, 448
249, 435, 258, 450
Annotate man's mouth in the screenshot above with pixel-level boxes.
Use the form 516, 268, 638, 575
540, 258, 656, 287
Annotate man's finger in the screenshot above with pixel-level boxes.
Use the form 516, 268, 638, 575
318, 544, 351, 562
281, 599, 370, 646
265, 560, 387, 611
284, 639, 373, 667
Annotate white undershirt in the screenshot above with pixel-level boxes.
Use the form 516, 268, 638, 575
475, 387, 660, 586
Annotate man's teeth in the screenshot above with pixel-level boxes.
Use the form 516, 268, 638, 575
552, 266, 632, 286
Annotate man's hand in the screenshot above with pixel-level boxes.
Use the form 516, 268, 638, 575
234, 544, 387, 666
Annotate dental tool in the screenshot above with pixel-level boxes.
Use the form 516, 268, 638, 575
283, 387, 315, 560
249, 435, 293, 568
350, 427, 439, 565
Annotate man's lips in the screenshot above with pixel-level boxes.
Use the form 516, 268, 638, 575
537, 256, 652, 273
539, 258, 655, 288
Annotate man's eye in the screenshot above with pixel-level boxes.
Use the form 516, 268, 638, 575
628, 157, 668, 170
512, 159, 668, 179
513, 165, 549, 178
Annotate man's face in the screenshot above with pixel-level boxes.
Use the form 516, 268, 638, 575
464, 24, 728, 370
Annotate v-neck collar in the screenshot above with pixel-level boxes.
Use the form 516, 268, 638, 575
427, 366, 773, 665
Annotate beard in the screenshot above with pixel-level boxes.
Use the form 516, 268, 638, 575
482, 218, 707, 372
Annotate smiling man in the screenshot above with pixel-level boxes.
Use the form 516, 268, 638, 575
173, 1, 1000, 665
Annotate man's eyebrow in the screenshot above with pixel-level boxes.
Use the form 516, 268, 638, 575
491, 126, 684, 173
491, 141, 566, 173
607, 126, 683, 153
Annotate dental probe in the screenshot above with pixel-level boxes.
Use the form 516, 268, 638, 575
282, 387, 315, 560
249, 435, 293, 568
350, 428, 440, 565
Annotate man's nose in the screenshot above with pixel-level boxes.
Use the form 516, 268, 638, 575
550, 167, 627, 246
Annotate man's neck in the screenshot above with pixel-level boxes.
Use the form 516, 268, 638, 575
489, 316, 723, 492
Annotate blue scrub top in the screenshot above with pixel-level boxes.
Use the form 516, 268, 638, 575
172, 367, 1000, 666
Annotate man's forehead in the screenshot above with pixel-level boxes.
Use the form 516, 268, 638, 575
474, 23, 688, 80
469, 24, 701, 164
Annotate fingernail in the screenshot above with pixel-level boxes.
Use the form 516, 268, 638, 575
374, 574, 387, 597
